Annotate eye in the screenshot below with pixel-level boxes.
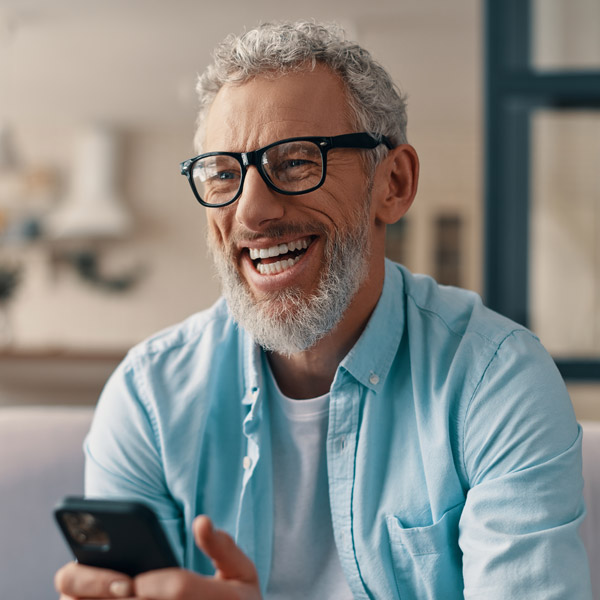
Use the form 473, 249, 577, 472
264, 142, 322, 186
193, 156, 241, 187
216, 170, 239, 181
272, 157, 320, 183
280, 158, 313, 170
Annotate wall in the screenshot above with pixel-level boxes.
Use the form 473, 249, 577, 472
359, 11, 483, 293
1, 1, 483, 353
1, 0, 598, 418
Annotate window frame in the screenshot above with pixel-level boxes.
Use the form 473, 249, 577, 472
484, 0, 600, 379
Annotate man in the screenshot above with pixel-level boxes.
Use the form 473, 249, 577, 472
56, 20, 592, 599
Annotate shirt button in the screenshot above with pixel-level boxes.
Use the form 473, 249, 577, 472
243, 456, 252, 470
369, 373, 380, 385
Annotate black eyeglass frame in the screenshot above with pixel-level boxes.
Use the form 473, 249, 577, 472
180, 132, 394, 208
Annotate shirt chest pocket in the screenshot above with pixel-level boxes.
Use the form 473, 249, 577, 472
385, 503, 464, 600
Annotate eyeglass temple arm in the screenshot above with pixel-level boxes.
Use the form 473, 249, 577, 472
326, 133, 394, 150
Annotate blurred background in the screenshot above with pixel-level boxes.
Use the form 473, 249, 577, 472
0, 0, 598, 417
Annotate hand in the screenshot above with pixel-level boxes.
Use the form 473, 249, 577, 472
135, 515, 261, 599
54, 563, 134, 599
54, 515, 262, 600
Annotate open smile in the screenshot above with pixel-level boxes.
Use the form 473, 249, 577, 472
247, 236, 314, 275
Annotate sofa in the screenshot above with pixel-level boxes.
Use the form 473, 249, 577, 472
0, 406, 598, 599
0, 406, 92, 599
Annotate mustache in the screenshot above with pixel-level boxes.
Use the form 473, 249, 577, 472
231, 222, 328, 244
209, 222, 331, 260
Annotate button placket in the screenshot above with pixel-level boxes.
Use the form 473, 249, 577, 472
327, 380, 370, 598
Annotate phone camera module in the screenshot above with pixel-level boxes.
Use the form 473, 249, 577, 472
62, 512, 110, 550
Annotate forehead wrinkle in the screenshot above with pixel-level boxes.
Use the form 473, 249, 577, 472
208, 115, 341, 153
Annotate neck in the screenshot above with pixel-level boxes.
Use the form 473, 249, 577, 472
267, 265, 384, 399
267, 336, 347, 400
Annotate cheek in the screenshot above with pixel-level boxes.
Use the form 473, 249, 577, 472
206, 212, 229, 248
314, 186, 355, 226
320, 192, 370, 235
319, 170, 372, 225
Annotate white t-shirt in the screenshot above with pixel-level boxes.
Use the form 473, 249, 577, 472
265, 362, 354, 600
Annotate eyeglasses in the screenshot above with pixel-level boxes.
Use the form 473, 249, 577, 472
180, 132, 393, 208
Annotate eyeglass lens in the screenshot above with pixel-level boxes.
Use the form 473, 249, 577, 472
192, 155, 242, 206
191, 140, 324, 205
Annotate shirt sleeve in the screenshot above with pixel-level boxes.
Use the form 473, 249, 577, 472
459, 330, 592, 599
83, 355, 185, 564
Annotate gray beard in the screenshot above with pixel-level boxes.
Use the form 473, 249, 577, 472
208, 207, 371, 357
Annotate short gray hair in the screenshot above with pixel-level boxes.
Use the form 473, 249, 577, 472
195, 20, 408, 171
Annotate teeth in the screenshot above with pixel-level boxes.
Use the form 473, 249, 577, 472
256, 256, 301, 275
248, 237, 310, 261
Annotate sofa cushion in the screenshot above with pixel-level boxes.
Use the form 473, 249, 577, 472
0, 406, 93, 599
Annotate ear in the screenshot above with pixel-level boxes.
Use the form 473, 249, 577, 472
372, 144, 419, 225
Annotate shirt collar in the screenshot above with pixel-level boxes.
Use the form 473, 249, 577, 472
340, 259, 406, 392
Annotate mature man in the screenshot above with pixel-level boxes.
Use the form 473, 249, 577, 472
56, 21, 591, 600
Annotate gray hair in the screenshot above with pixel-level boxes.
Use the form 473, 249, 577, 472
195, 20, 408, 172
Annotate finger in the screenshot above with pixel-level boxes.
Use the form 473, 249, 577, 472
54, 561, 134, 598
135, 567, 248, 600
193, 516, 259, 585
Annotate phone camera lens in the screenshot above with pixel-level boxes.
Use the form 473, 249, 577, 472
75, 530, 89, 543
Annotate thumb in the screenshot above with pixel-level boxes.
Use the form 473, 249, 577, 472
193, 515, 258, 585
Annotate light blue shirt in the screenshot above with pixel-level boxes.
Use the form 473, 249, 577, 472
85, 260, 592, 599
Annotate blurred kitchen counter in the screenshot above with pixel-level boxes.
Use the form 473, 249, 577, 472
0, 349, 125, 406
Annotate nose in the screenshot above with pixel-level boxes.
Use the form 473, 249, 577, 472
235, 166, 285, 231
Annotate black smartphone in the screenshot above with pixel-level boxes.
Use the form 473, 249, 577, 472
54, 496, 180, 577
